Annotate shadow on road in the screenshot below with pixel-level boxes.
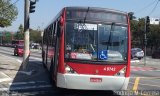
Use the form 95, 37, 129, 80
8, 59, 53, 94
8, 59, 120, 96
56, 90, 120, 96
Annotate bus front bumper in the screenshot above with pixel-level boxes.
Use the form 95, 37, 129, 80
57, 73, 129, 90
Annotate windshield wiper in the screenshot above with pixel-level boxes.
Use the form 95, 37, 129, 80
107, 22, 115, 50
77, 7, 90, 31
83, 7, 89, 23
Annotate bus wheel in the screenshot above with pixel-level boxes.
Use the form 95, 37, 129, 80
49, 73, 57, 88
49, 59, 56, 86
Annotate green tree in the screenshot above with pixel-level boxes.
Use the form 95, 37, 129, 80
19, 24, 24, 33
130, 19, 139, 47
14, 24, 24, 40
0, 0, 18, 27
18, 24, 24, 39
2, 31, 11, 44
147, 24, 160, 50
130, 17, 160, 54
30, 29, 42, 43
130, 18, 145, 49
5, 31, 11, 43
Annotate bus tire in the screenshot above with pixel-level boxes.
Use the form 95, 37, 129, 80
49, 59, 57, 88
49, 72, 57, 89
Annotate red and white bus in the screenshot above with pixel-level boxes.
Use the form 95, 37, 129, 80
42, 7, 131, 90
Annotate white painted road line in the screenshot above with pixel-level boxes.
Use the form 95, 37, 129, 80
15, 57, 42, 64
0, 52, 41, 63
16, 59, 22, 63
0, 72, 11, 79
0, 54, 14, 59
0, 72, 12, 82
8, 81, 47, 85
0, 53, 22, 64
0, 88, 8, 91
0, 78, 12, 83
30, 57, 42, 61
0, 85, 52, 91
131, 66, 160, 71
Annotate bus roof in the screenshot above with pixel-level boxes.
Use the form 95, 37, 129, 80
44, 6, 128, 30
65, 6, 127, 15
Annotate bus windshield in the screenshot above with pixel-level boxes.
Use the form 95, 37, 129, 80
65, 22, 128, 62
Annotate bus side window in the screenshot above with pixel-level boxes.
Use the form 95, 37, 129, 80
51, 23, 54, 46
57, 20, 62, 37
47, 26, 51, 46
43, 30, 46, 44
53, 21, 57, 46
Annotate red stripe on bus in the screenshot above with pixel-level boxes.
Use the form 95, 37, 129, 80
67, 62, 126, 76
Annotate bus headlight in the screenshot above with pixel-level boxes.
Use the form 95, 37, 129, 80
114, 67, 126, 76
65, 65, 77, 74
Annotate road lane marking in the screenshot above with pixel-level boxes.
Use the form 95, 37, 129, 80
0, 85, 52, 91
8, 81, 48, 85
16, 57, 42, 63
0, 52, 42, 63
133, 77, 140, 90
130, 82, 160, 88
0, 72, 11, 79
0, 72, 12, 82
131, 66, 160, 71
130, 77, 160, 79
0, 78, 12, 83
30, 57, 42, 61
0, 54, 14, 59
16, 59, 22, 63
0, 88, 8, 91
0, 53, 22, 63
137, 82, 160, 88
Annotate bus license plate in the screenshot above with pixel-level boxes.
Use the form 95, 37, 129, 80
90, 78, 102, 82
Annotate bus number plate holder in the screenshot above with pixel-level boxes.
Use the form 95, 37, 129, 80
90, 78, 102, 82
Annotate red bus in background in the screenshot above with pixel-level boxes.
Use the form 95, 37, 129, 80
42, 7, 131, 90
12, 40, 24, 47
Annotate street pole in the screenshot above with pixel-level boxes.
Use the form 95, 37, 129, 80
144, 33, 147, 66
23, 0, 30, 70
0, 32, 2, 45
0, 36, 1, 45
144, 17, 147, 66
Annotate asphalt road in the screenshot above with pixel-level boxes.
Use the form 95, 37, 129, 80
0, 46, 160, 96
